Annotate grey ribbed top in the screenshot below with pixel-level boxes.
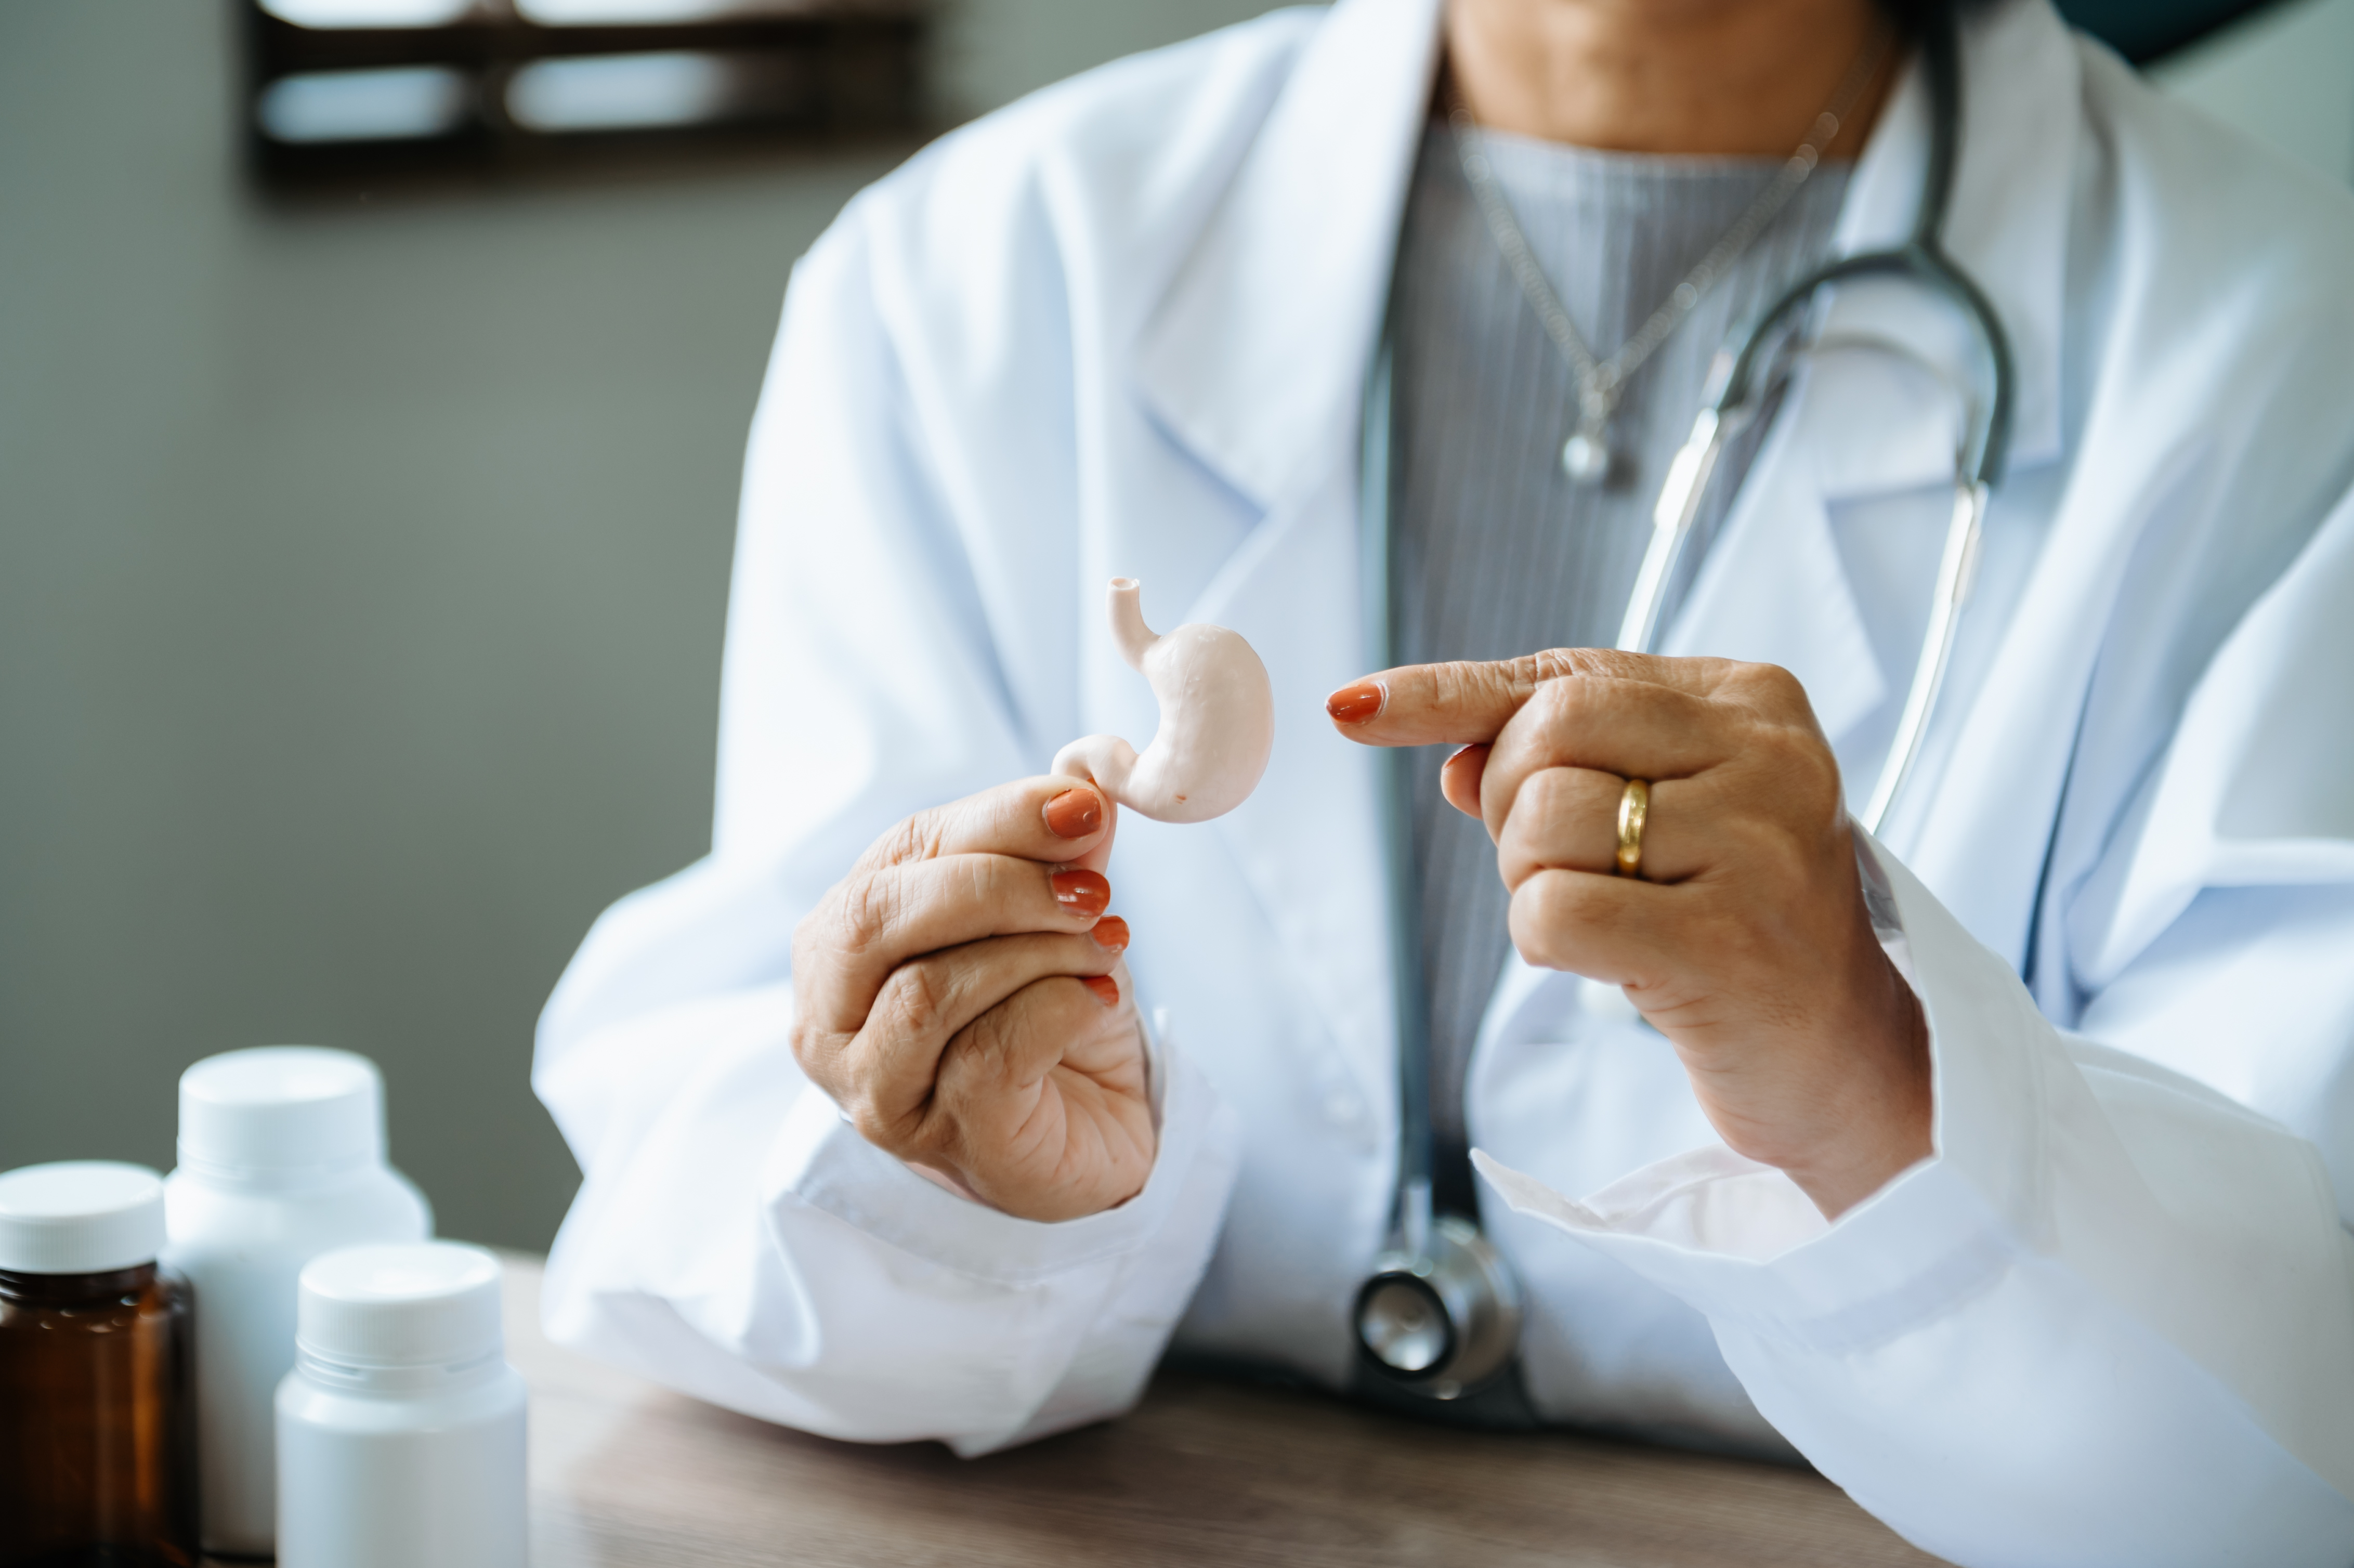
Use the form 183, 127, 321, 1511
1388, 121, 1852, 1182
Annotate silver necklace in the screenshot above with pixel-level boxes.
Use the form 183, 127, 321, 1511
1445, 29, 1893, 486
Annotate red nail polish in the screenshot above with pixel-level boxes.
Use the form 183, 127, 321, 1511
1080, 975, 1120, 1008
1326, 680, 1387, 725
1050, 869, 1111, 918
1089, 916, 1130, 953
1044, 787, 1104, 839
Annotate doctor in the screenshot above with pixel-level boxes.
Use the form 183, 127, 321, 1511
534, 0, 2354, 1560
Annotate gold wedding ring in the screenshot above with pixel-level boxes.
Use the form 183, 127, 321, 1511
1615, 778, 1651, 879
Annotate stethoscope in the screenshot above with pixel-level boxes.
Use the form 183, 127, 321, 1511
1351, 5, 2016, 1405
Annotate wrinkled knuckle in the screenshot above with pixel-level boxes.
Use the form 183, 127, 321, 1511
1524, 647, 1581, 685
1508, 881, 1575, 965
1518, 765, 1579, 827
1744, 661, 1812, 715
879, 810, 946, 867
883, 959, 953, 1041
1526, 676, 1577, 732
1757, 727, 1843, 821
1515, 869, 1595, 946
938, 1013, 1028, 1109
835, 873, 901, 955
1430, 660, 1483, 714
1744, 725, 1825, 802
960, 1006, 1027, 1083
1534, 867, 1598, 923
1493, 836, 1529, 893
1745, 723, 1801, 775
1516, 764, 1562, 816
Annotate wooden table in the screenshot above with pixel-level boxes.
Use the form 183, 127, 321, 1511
474, 1254, 1948, 1567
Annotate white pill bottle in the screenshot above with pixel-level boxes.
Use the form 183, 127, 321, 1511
161, 1046, 430, 1555
278, 1242, 529, 1567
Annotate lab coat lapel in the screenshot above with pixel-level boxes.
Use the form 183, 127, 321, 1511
1666, 0, 2076, 839
1133, 0, 1443, 1107
1657, 410, 1891, 751
1134, 0, 1442, 512
1494, 0, 2081, 1051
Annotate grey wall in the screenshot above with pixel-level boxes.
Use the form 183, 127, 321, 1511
2, 0, 2347, 1252
0, 0, 1276, 1252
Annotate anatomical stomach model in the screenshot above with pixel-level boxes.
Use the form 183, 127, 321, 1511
1052, 578, 1274, 823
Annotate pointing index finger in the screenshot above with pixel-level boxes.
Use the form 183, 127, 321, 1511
1327, 649, 1712, 748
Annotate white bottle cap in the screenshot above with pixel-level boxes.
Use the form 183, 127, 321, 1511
0, 1161, 167, 1275
177, 1046, 386, 1178
298, 1243, 503, 1369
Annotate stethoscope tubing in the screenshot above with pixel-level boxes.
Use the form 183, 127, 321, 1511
1355, 1, 2014, 1388
1617, 7, 2015, 835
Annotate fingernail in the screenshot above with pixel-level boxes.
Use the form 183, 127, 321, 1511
1051, 869, 1111, 917
1326, 680, 1388, 725
1081, 974, 1120, 1008
1089, 916, 1130, 953
1044, 787, 1104, 839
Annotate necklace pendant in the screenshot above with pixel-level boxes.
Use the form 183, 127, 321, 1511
1561, 426, 1613, 487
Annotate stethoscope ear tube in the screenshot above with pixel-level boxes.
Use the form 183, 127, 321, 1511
1617, 243, 2010, 834
1625, 351, 1997, 837
1616, 404, 1724, 656
1618, 7, 2014, 835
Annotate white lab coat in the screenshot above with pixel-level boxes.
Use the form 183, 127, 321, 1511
533, 0, 2354, 1560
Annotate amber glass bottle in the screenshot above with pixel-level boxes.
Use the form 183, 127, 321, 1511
0, 1163, 198, 1568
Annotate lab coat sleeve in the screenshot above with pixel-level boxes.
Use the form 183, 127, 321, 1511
1476, 488, 2354, 1566
532, 188, 1242, 1455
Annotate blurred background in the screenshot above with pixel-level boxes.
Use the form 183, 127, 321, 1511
3, 0, 2350, 1255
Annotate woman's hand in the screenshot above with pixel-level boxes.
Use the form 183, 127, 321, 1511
789, 778, 1154, 1223
1328, 650, 1930, 1218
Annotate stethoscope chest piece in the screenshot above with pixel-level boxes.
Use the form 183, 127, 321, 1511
1354, 1212, 1522, 1399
